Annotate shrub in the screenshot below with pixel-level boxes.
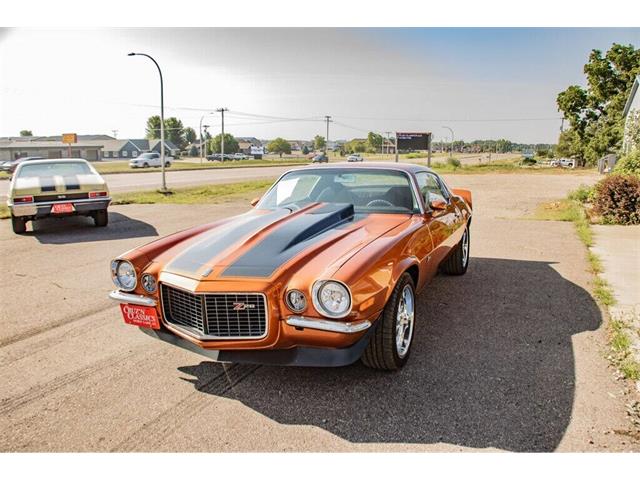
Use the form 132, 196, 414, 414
521, 158, 537, 166
446, 157, 461, 170
568, 184, 595, 203
614, 150, 640, 175
592, 174, 640, 225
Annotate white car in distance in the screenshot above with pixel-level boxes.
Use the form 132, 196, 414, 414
129, 152, 173, 169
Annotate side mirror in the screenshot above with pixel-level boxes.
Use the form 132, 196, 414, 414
429, 198, 448, 211
250, 197, 260, 207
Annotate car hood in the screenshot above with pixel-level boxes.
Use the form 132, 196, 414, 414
156, 203, 410, 281
11, 174, 107, 197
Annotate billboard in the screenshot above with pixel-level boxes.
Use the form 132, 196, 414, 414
62, 133, 77, 144
396, 132, 430, 150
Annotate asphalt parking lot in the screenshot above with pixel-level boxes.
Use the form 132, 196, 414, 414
1, 172, 637, 452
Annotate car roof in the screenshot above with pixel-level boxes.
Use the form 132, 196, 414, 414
15, 158, 91, 166
287, 161, 435, 175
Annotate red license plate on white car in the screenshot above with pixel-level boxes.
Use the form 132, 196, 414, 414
120, 304, 160, 330
51, 203, 74, 214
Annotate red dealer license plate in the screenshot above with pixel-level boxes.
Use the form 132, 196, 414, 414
51, 203, 74, 214
120, 304, 160, 330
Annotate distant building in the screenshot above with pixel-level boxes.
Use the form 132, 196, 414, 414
622, 75, 640, 153
236, 137, 262, 154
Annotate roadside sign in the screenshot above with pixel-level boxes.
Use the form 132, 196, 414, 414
396, 132, 431, 150
62, 133, 77, 144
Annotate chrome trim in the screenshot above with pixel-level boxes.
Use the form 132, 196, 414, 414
284, 289, 307, 313
158, 271, 200, 292
286, 316, 371, 333
160, 282, 269, 341
7, 196, 111, 208
110, 259, 137, 292
109, 290, 157, 307
311, 279, 353, 319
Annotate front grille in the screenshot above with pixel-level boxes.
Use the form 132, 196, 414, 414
160, 284, 267, 339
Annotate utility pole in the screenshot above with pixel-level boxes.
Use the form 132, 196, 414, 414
111, 129, 118, 139
384, 131, 391, 159
324, 115, 332, 155
217, 108, 228, 160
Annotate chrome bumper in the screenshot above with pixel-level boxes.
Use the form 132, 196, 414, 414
286, 316, 371, 334
9, 197, 111, 217
109, 290, 157, 307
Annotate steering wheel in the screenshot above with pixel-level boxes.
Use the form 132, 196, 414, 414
366, 199, 393, 208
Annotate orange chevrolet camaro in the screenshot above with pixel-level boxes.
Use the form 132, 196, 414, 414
109, 163, 472, 370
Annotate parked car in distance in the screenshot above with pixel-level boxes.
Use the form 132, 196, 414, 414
347, 154, 364, 162
129, 152, 173, 168
232, 153, 249, 160
109, 163, 473, 371
0, 156, 45, 174
560, 158, 575, 168
7, 159, 111, 234
206, 154, 220, 161
311, 153, 328, 163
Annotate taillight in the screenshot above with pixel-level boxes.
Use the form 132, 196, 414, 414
14, 196, 34, 203
89, 191, 108, 198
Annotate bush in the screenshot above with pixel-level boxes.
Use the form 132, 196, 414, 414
406, 152, 423, 159
568, 184, 595, 203
592, 174, 640, 225
446, 157, 461, 170
614, 150, 640, 175
521, 158, 537, 166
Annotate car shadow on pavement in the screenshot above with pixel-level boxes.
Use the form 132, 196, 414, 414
178, 257, 602, 452
26, 212, 158, 244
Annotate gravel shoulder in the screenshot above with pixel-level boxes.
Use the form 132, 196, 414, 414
1, 172, 636, 452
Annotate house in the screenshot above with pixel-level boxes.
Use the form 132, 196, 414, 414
88, 139, 179, 159
0, 138, 103, 162
236, 137, 262, 154
622, 75, 640, 153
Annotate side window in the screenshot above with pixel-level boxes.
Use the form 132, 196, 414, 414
415, 172, 447, 206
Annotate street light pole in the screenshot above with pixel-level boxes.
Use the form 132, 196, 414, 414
199, 112, 214, 164
216, 108, 228, 160
442, 125, 454, 159
324, 115, 331, 155
128, 52, 167, 192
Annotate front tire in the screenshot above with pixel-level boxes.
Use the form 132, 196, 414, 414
440, 225, 470, 275
11, 215, 27, 234
361, 272, 416, 370
93, 209, 108, 227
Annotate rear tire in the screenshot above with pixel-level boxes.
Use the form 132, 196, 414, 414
440, 225, 470, 275
361, 272, 416, 370
93, 209, 108, 227
11, 215, 27, 234
165, 162, 171, 167
143, 162, 149, 168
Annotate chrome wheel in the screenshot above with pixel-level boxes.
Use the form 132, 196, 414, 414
395, 284, 415, 358
461, 228, 469, 267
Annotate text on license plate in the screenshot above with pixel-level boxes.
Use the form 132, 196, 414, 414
51, 203, 74, 214
120, 304, 160, 330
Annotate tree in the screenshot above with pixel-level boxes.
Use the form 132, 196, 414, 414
184, 127, 197, 145
267, 138, 292, 157
145, 115, 186, 149
209, 133, 239, 154
314, 135, 326, 150
556, 43, 640, 166
302, 145, 310, 155
19, 130, 33, 136
367, 132, 383, 152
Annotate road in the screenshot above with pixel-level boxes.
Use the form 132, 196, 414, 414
1, 172, 638, 452
0, 165, 293, 199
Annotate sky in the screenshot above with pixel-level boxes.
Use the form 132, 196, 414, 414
1, 27, 639, 144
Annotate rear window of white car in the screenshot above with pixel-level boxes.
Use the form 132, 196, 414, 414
18, 162, 94, 178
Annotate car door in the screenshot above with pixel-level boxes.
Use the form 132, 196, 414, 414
415, 171, 460, 266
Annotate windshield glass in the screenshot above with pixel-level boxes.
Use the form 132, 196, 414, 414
139, 153, 156, 158
18, 162, 94, 178
258, 168, 419, 214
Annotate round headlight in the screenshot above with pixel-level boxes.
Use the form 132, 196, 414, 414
141, 273, 157, 293
112, 260, 137, 291
313, 280, 351, 318
286, 289, 307, 313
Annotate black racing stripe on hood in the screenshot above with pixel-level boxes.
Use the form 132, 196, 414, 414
39, 176, 57, 192
221, 203, 358, 278
165, 209, 289, 276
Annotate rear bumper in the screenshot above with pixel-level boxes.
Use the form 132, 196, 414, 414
9, 197, 111, 218
139, 323, 375, 367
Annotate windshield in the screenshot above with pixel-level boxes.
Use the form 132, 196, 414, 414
139, 153, 156, 158
258, 168, 419, 214
18, 162, 94, 178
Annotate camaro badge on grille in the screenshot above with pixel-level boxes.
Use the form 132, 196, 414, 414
232, 302, 256, 311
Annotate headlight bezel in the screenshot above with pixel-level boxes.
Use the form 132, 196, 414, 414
285, 289, 307, 313
141, 273, 157, 293
312, 280, 352, 319
111, 259, 137, 292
